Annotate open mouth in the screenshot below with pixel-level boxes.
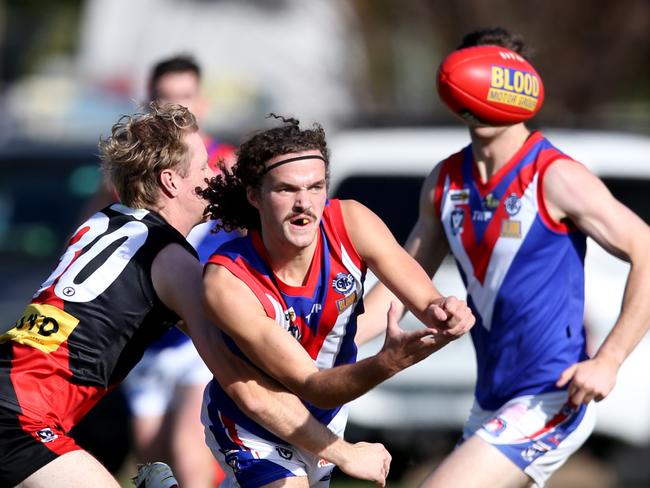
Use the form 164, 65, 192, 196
290, 217, 311, 227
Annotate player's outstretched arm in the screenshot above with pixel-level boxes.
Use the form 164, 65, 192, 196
203, 263, 448, 409
546, 159, 650, 404
342, 196, 473, 340
151, 243, 391, 484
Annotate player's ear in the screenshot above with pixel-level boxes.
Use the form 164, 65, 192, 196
246, 186, 260, 210
159, 168, 180, 197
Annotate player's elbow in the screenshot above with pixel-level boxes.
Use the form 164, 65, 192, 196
224, 380, 270, 418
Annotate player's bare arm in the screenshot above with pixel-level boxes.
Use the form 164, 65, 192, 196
152, 242, 393, 485
342, 197, 472, 342
203, 262, 445, 409
545, 159, 650, 404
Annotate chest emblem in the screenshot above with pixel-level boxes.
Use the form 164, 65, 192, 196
504, 193, 522, 216
332, 273, 355, 294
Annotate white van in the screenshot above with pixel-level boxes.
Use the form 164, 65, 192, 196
328, 127, 650, 446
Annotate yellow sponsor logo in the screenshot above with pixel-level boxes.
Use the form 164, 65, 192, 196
336, 291, 357, 314
501, 220, 522, 238
489, 66, 540, 111
0, 304, 79, 353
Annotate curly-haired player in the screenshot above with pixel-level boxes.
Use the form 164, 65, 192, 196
199, 115, 475, 487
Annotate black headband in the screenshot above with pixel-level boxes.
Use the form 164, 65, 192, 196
262, 155, 326, 175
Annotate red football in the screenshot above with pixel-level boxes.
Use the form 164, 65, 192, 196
437, 45, 544, 125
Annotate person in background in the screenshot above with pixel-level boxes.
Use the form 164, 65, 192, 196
362, 27, 650, 488
122, 55, 236, 488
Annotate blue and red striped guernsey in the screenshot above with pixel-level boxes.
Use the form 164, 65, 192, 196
204, 199, 366, 442
434, 131, 590, 410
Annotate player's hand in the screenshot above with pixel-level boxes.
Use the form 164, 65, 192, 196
425, 296, 475, 338
556, 356, 619, 404
337, 441, 391, 487
379, 302, 446, 372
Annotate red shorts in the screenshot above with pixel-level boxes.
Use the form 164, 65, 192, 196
0, 404, 81, 486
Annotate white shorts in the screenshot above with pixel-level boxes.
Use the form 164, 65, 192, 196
123, 340, 212, 417
201, 395, 348, 488
463, 391, 596, 487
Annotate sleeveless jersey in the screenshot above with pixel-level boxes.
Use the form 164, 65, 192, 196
0, 204, 197, 431
434, 131, 589, 410
204, 199, 366, 443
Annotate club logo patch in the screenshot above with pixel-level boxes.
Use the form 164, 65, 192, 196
332, 273, 355, 294
504, 193, 522, 216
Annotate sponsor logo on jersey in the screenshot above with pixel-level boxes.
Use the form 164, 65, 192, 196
500, 220, 522, 238
36, 427, 58, 443
282, 307, 302, 341
504, 193, 522, 216
450, 208, 465, 235
449, 189, 470, 203
484, 193, 500, 209
488, 66, 540, 111
336, 291, 358, 314
0, 303, 80, 354
472, 210, 492, 222
332, 273, 355, 294
276, 446, 294, 460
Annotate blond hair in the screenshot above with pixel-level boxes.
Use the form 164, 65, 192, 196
99, 102, 199, 208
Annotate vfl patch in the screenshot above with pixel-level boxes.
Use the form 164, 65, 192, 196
0, 303, 80, 353
449, 189, 470, 203
504, 193, 522, 216
484, 193, 500, 209
36, 428, 58, 443
332, 273, 355, 294
450, 208, 465, 235
488, 66, 541, 111
336, 291, 357, 314
501, 220, 521, 238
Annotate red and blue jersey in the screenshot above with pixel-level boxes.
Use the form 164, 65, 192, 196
203, 199, 366, 443
434, 131, 589, 410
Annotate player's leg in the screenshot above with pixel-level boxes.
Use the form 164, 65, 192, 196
18, 450, 120, 488
123, 349, 173, 463
172, 383, 218, 488
419, 435, 531, 488
170, 340, 221, 487
422, 392, 596, 488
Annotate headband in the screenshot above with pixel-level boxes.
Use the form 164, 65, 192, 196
262, 155, 326, 175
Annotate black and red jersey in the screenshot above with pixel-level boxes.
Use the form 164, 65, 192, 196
0, 204, 197, 431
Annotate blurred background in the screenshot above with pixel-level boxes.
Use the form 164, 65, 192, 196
0, 0, 649, 487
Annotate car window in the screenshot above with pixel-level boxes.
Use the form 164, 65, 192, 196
332, 175, 650, 244
601, 177, 650, 224
332, 175, 425, 244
